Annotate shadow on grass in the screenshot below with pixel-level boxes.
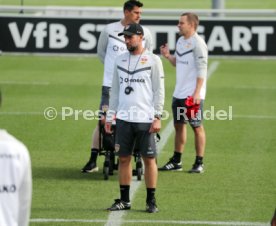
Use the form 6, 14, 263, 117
32, 165, 118, 181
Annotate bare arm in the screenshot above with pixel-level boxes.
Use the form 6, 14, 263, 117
193, 77, 204, 104
160, 43, 176, 66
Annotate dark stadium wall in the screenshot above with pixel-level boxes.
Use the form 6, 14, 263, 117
0, 16, 275, 56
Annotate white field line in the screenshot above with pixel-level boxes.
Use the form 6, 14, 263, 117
30, 218, 269, 226
207, 61, 220, 79
0, 80, 50, 85
104, 61, 220, 226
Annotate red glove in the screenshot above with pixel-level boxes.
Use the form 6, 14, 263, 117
185, 96, 200, 119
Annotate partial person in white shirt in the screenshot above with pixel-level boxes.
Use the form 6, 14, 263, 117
158, 12, 208, 173
81, 0, 153, 173
0, 91, 32, 226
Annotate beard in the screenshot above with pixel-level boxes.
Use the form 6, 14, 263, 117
127, 45, 138, 52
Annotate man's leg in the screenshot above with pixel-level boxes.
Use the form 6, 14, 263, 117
143, 156, 158, 213
188, 125, 205, 173
82, 86, 110, 173
92, 125, 100, 149
194, 125, 205, 157
118, 155, 132, 188
174, 123, 187, 156
143, 157, 157, 188
158, 123, 186, 171
81, 125, 100, 173
107, 155, 132, 211
107, 119, 133, 211
159, 98, 188, 171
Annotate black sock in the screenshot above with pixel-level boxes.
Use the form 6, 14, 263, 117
120, 185, 130, 202
90, 148, 99, 162
146, 188, 156, 202
195, 156, 203, 165
172, 151, 182, 163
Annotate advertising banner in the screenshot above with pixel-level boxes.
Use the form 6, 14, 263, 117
0, 16, 275, 56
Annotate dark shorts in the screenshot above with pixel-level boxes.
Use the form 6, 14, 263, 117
115, 119, 157, 158
172, 97, 204, 128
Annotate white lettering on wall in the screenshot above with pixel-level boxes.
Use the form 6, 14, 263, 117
49, 24, 68, 49
79, 24, 97, 50
8, 22, 34, 48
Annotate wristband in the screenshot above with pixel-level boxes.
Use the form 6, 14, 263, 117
154, 114, 162, 120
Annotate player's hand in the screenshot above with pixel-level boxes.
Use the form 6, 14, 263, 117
149, 119, 161, 133
105, 122, 112, 134
100, 114, 106, 125
192, 93, 201, 105
160, 43, 170, 58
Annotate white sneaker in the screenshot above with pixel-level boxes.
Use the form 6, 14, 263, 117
158, 158, 182, 171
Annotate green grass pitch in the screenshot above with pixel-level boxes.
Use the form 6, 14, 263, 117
0, 0, 276, 225
0, 55, 275, 225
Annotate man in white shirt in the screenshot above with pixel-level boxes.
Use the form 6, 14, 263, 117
105, 23, 164, 213
0, 91, 32, 226
158, 12, 208, 173
81, 0, 153, 173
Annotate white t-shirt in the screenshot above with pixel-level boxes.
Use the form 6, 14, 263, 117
173, 32, 208, 99
108, 49, 164, 123
0, 130, 32, 226
97, 20, 153, 87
